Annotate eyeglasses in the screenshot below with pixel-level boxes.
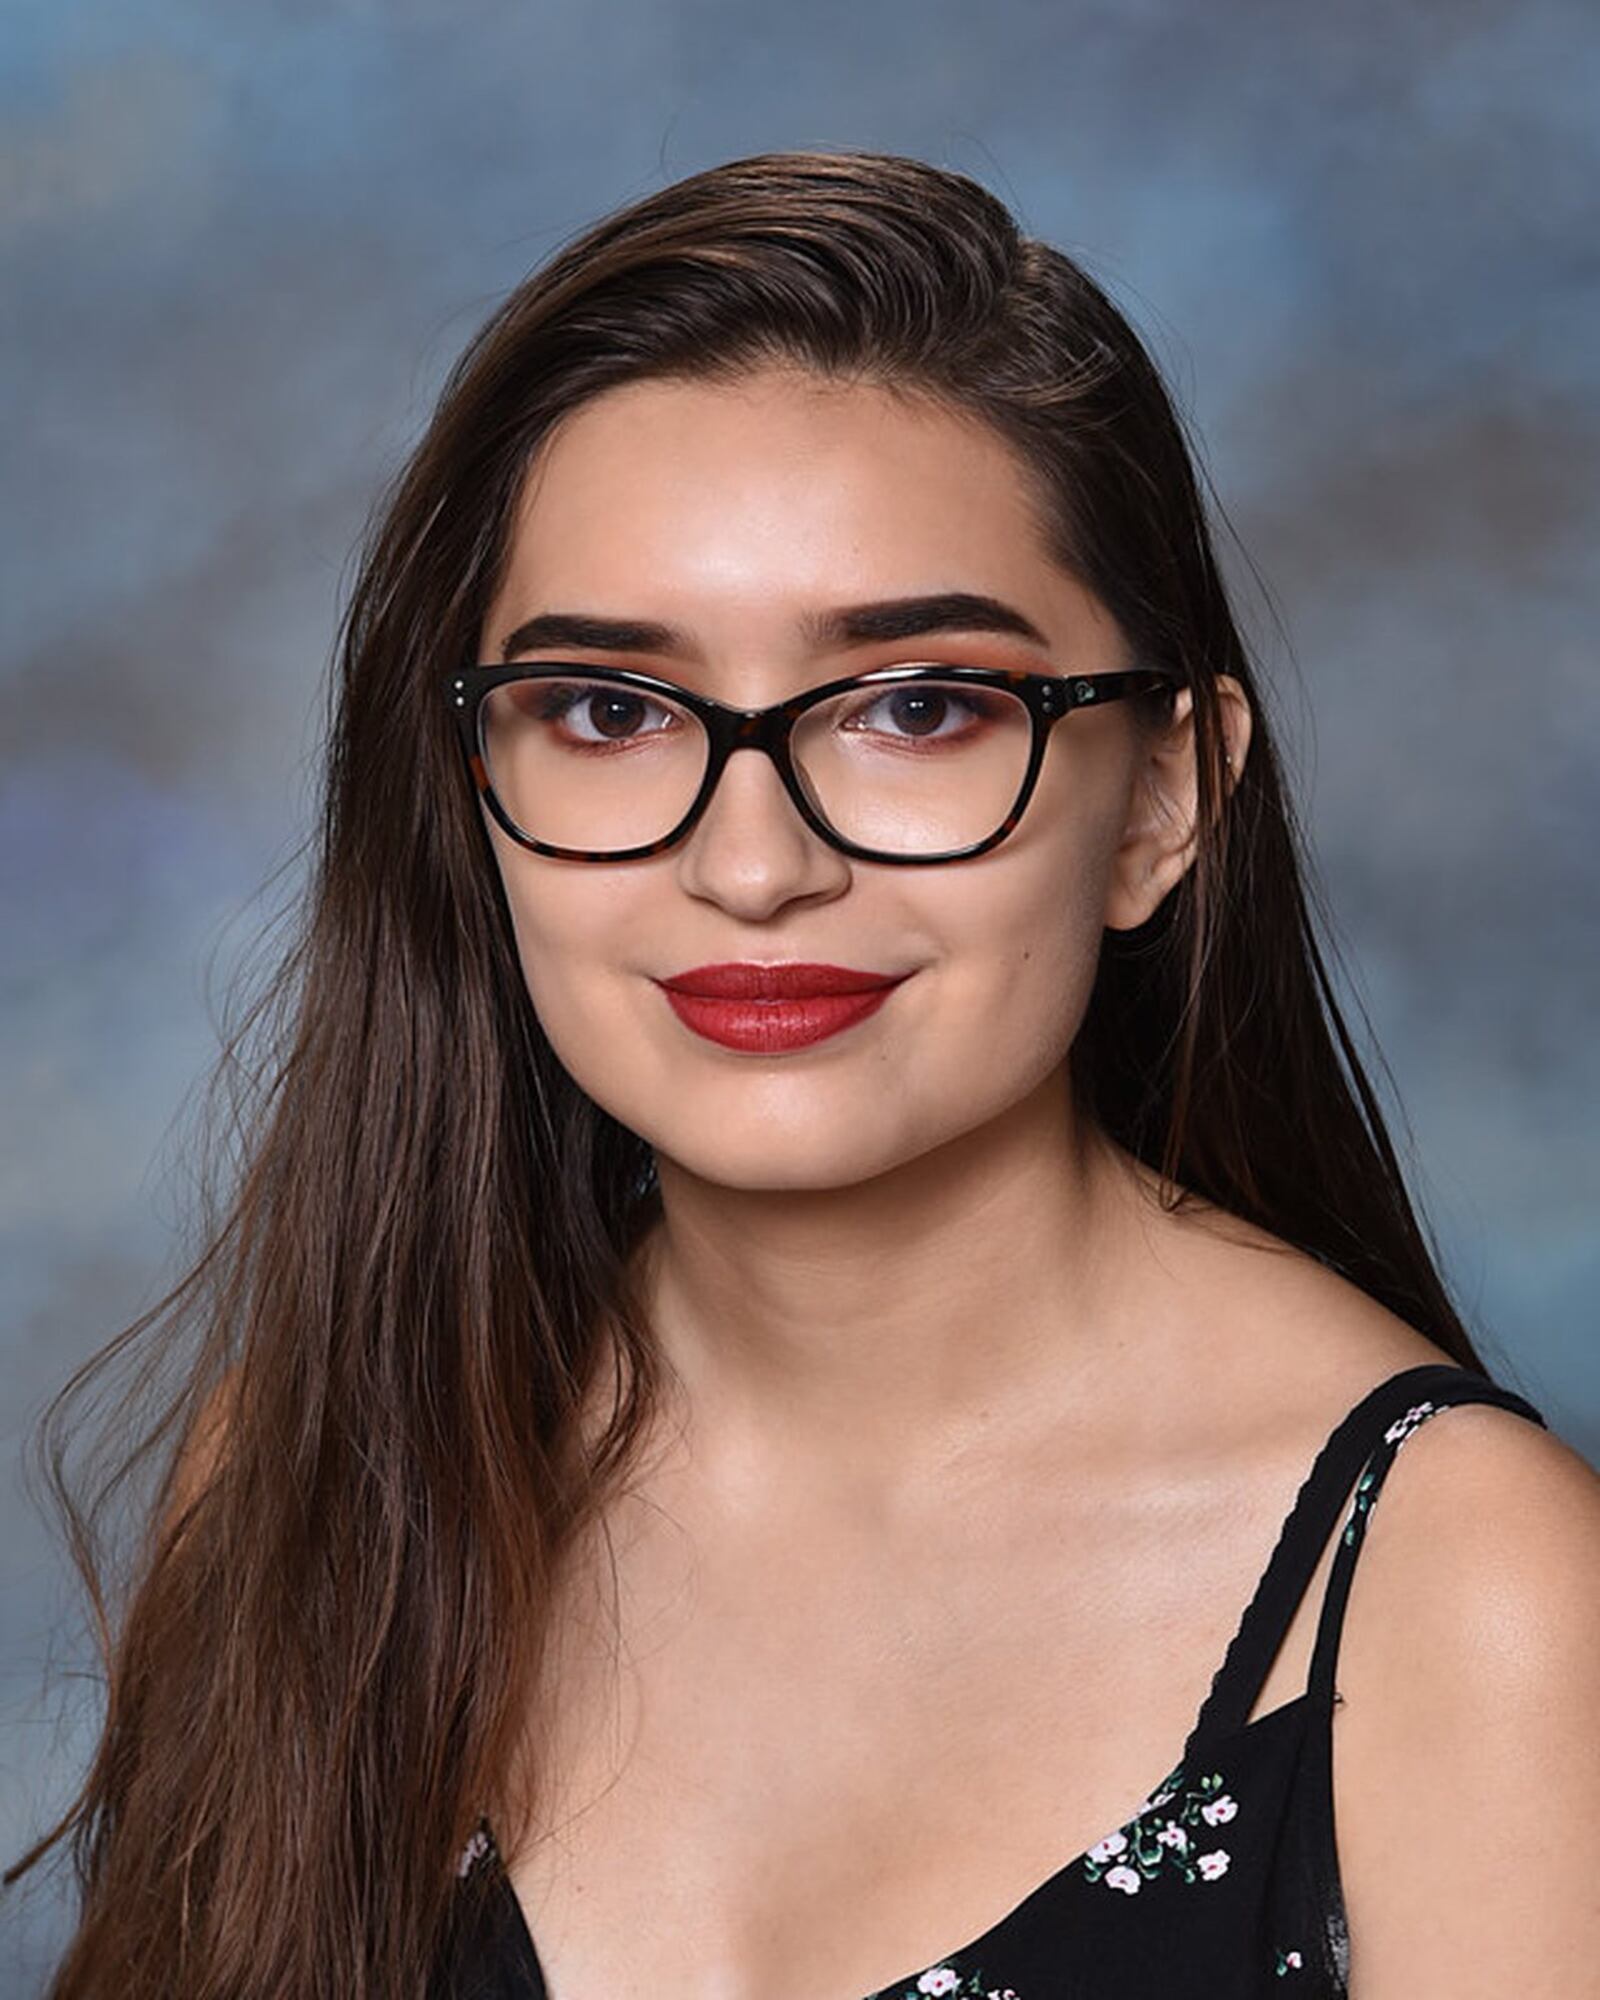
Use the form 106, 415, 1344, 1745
445, 660, 1182, 865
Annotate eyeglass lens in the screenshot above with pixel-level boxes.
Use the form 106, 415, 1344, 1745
478, 674, 1034, 857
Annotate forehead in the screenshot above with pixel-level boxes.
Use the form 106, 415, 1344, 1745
484, 368, 1114, 657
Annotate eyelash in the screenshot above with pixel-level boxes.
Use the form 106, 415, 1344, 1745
521, 675, 1007, 758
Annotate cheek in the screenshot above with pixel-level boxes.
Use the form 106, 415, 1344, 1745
938, 860, 1109, 1079
492, 853, 636, 1048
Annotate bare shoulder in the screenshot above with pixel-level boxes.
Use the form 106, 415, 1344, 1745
1142, 1180, 1474, 1439
1349, 1384, 1600, 1686
1330, 1377, 1600, 1994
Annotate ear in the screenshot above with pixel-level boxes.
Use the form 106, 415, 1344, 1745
1102, 677, 1251, 933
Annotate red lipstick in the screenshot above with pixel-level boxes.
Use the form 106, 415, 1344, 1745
654, 961, 910, 1052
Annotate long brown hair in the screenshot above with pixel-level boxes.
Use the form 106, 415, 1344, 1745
7, 147, 1509, 1998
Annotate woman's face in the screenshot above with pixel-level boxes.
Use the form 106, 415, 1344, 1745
475, 365, 1199, 1193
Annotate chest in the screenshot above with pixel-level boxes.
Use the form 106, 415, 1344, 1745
497, 1443, 1345, 2000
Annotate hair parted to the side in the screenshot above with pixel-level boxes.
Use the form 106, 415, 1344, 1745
7, 147, 1503, 1999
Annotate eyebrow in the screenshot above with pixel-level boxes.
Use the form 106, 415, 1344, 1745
496, 591, 1050, 663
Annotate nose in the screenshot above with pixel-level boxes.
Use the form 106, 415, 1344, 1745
671, 742, 851, 917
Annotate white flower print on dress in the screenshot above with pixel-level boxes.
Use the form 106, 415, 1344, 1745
874, 1967, 1023, 1999
1346, 1401, 1445, 1546
1383, 1401, 1435, 1446
1079, 1763, 1237, 1893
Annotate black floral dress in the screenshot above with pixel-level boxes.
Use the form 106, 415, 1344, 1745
435, 1365, 1547, 1999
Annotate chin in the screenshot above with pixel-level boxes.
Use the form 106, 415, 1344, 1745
642, 1115, 924, 1196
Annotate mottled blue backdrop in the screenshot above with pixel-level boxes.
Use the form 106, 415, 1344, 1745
3, 0, 1596, 1985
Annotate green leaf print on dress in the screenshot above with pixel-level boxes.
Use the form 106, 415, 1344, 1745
1078, 1762, 1240, 1893
1344, 1400, 1439, 1546
874, 1967, 1020, 1998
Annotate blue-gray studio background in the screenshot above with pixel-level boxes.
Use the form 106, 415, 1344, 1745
3, 0, 1596, 1984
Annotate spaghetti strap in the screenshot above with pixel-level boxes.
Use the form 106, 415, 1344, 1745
1184, 1363, 1548, 1762
1302, 1365, 1548, 1710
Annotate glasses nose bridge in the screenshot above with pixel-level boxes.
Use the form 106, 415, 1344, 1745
687, 697, 815, 834
705, 699, 801, 777
728, 700, 793, 751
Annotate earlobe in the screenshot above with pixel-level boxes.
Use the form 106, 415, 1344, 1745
1102, 686, 1201, 933
1100, 678, 1249, 934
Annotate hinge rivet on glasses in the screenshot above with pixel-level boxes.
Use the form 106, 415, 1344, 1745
1074, 679, 1096, 701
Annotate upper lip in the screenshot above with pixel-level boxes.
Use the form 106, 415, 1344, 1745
656, 962, 909, 999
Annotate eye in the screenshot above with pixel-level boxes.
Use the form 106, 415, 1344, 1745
522, 677, 685, 748
837, 680, 1006, 746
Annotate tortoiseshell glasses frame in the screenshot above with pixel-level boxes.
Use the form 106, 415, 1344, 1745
445, 659, 1184, 865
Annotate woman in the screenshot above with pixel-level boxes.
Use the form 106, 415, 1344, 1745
9, 149, 1598, 2000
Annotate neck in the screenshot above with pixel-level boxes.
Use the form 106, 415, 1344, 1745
628, 1073, 1193, 1520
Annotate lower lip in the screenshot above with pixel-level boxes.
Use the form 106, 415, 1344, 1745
657, 983, 904, 1052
